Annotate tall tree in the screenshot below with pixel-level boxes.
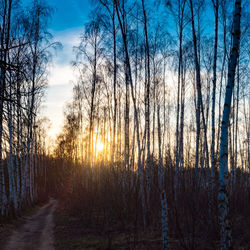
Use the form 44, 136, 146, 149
210, 0, 219, 187
218, 0, 241, 248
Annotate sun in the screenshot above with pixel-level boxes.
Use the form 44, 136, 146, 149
96, 141, 104, 152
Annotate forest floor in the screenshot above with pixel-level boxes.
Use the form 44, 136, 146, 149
53, 204, 167, 250
2, 198, 57, 250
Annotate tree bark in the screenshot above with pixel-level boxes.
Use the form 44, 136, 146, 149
211, 0, 219, 187
218, 1, 241, 248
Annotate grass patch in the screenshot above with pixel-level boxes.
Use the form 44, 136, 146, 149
53, 206, 165, 250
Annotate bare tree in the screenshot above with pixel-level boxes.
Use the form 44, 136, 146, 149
210, 0, 219, 187
218, 0, 241, 248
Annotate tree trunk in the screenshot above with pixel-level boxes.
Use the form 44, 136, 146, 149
218, 1, 241, 248
211, 0, 219, 187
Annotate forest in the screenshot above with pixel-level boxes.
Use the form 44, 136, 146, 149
0, 0, 249, 249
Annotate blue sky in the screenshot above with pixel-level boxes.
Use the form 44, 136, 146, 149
36, 0, 91, 141
49, 0, 90, 31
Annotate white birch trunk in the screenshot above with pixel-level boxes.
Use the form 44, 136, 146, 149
218, 1, 241, 249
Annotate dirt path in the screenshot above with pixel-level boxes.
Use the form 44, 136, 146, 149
4, 198, 57, 250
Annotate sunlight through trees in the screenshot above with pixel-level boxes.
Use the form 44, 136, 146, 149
0, 0, 249, 249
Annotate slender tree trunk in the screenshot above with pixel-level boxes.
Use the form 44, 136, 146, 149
7, 71, 18, 213
211, 0, 219, 187
190, 0, 210, 181
0, 0, 12, 216
89, 37, 97, 168
179, 58, 186, 175
124, 60, 130, 170
218, 1, 241, 248
157, 105, 163, 189
141, 0, 151, 213
175, 0, 183, 199
111, 2, 117, 172
216, 2, 228, 159
233, 62, 240, 186
189, 0, 202, 172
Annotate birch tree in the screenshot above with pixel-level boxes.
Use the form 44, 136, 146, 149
218, 0, 241, 248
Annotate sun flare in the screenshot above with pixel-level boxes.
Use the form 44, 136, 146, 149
96, 141, 104, 152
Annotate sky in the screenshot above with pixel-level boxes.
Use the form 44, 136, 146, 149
30, 0, 216, 143
39, 0, 92, 141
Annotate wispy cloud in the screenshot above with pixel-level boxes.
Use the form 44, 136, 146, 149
48, 64, 76, 86
43, 27, 83, 140
50, 27, 82, 66
42, 83, 73, 139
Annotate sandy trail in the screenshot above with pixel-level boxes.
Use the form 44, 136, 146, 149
4, 198, 57, 250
